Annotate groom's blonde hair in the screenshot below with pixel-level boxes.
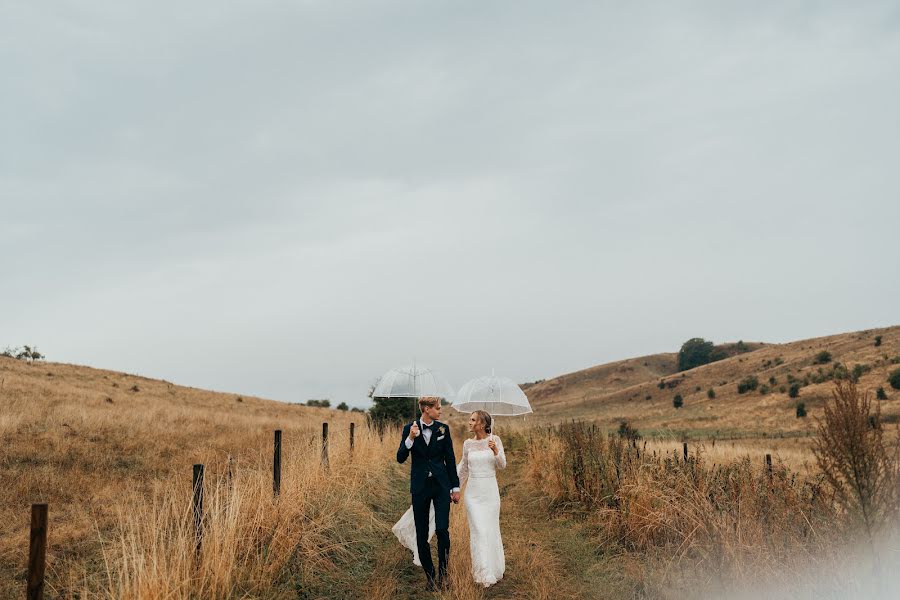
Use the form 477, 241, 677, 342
418, 396, 441, 412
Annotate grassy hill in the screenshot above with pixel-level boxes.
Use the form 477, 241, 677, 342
0, 357, 385, 597
522, 325, 900, 440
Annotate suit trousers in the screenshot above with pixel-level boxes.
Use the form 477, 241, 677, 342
411, 476, 451, 584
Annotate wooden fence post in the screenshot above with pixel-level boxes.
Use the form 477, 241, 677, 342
350, 422, 355, 453
192, 464, 204, 555
274, 430, 282, 497
27, 503, 47, 600
683, 442, 688, 463
322, 422, 329, 469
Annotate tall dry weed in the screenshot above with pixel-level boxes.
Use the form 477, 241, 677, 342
813, 380, 900, 541
525, 422, 838, 595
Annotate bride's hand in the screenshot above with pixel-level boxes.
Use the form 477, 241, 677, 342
487, 438, 498, 455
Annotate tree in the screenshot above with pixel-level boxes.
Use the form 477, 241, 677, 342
707, 388, 716, 399
678, 338, 717, 371
889, 368, 900, 391
336, 402, 349, 411
876, 387, 888, 400
875, 335, 882, 347
796, 402, 807, 418
673, 394, 683, 409
14, 345, 44, 363
369, 396, 416, 426
306, 399, 331, 408
789, 383, 801, 398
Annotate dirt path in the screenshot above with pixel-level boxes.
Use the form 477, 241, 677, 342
357, 439, 630, 600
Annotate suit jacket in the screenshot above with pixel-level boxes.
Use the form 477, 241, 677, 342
396, 419, 461, 495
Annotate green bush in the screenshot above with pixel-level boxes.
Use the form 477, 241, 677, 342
618, 421, 640, 440
874, 335, 882, 347
737, 376, 759, 394
789, 383, 801, 398
769, 376, 777, 386
707, 388, 716, 399
814, 350, 832, 364
673, 394, 684, 409
889, 369, 900, 391
337, 401, 349, 411
876, 387, 888, 400
796, 402, 807, 418
759, 384, 770, 395
306, 399, 331, 408
850, 363, 871, 383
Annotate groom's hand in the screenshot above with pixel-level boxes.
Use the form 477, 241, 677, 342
450, 491, 460, 504
408, 422, 420, 441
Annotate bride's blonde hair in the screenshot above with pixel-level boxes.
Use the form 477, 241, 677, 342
472, 410, 492, 434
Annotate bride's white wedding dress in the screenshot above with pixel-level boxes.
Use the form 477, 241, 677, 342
393, 435, 506, 587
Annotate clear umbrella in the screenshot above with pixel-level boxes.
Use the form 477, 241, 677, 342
452, 374, 532, 416
372, 363, 455, 400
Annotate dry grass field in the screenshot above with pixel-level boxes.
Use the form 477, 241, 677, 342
0, 356, 390, 597
2, 324, 898, 598
523, 325, 900, 442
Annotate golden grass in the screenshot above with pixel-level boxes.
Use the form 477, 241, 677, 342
519, 421, 900, 598
0, 357, 389, 597
524, 325, 900, 439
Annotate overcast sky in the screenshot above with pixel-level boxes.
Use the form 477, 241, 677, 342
2, 1, 899, 407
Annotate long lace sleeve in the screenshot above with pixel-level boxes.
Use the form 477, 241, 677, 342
456, 440, 469, 487
493, 435, 507, 470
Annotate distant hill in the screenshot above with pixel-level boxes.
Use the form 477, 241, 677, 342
522, 326, 900, 439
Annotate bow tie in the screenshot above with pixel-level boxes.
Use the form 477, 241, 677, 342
421, 422, 434, 430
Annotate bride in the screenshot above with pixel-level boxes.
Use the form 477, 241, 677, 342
392, 410, 506, 587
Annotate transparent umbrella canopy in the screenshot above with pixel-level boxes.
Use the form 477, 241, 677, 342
452, 375, 532, 416
372, 364, 455, 400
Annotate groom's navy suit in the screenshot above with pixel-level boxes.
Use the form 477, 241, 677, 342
397, 419, 460, 586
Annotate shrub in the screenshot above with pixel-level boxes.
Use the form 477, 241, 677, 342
737, 376, 759, 394
336, 401, 349, 411
779, 386, 786, 393
707, 388, 716, 399
350, 407, 365, 413
759, 384, 770, 395
876, 387, 888, 400
874, 335, 882, 347
890, 369, 900, 391
850, 363, 871, 383
769, 376, 777, 386
774, 357, 784, 366
645, 394, 652, 400
891, 356, 900, 365
814, 351, 832, 364
796, 402, 807, 418
618, 421, 640, 441
673, 394, 684, 409
789, 383, 801, 398
832, 364, 849, 381
306, 399, 332, 408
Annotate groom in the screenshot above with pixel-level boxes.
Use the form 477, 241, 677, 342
396, 396, 461, 590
